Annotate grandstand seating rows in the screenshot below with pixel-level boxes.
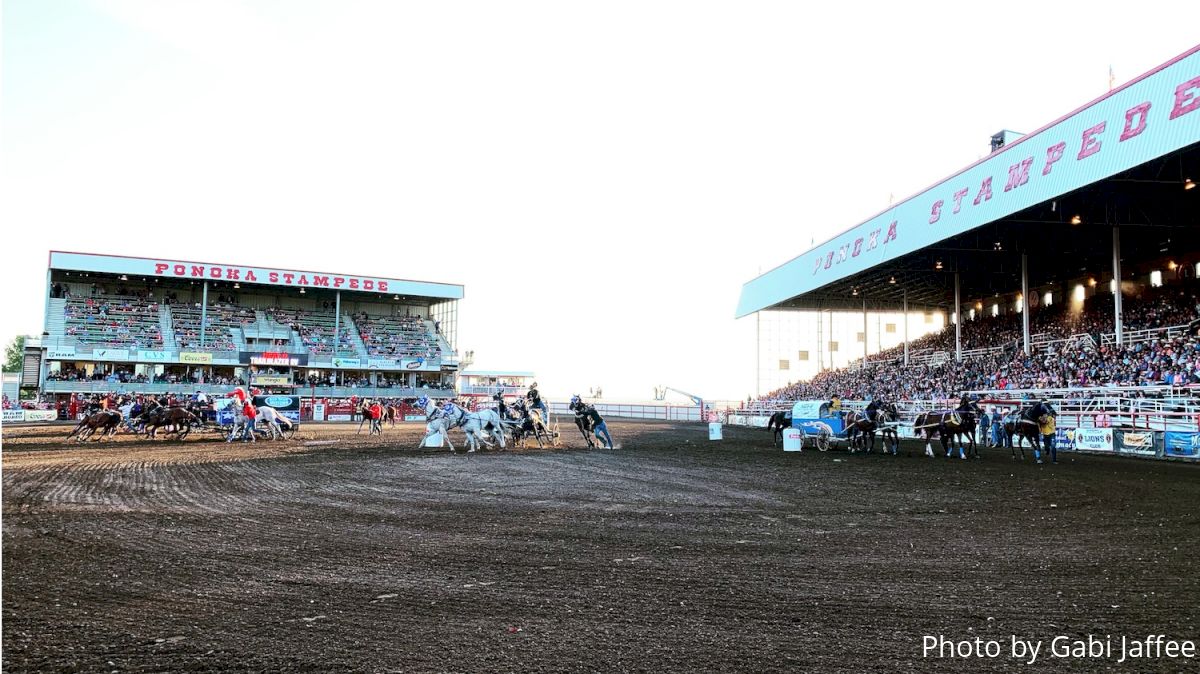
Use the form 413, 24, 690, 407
762, 288, 1200, 402
57, 292, 441, 359
64, 297, 163, 348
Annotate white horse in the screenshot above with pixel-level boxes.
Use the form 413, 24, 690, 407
414, 396, 456, 450
256, 405, 293, 440
441, 402, 507, 452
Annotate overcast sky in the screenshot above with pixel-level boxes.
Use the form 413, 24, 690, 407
2, 1, 1198, 401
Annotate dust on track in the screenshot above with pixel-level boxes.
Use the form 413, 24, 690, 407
4, 420, 1199, 672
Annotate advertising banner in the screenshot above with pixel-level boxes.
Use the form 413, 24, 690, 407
1055, 428, 1075, 450
404, 415, 426, 422
400, 358, 440, 371
92, 348, 130, 361
312, 403, 326, 421
368, 358, 396, 369
180, 352, 213, 364
1115, 429, 1158, 457
47, 346, 77, 360
327, 414, 352, 421
1163, 431, 1200, 458
2, 410, 24, 423
242, 352, 308, 366
253, 375, 291, 386
1073, 428, 1115, 452
23, 410, 57, 422
332, 357, 361, 368
138, 350, 172, 362
253, 394, 301, 422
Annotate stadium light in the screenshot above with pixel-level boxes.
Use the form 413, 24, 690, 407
889, 276, 896, 284
1168, 261, 1178, 271
119, 274, 128, 281
1070, 215, 1082, 225
1088, 277, 1097, 287
233, 283, 240, 289
935, 260, 943, 270
1185, 178, 1195, 190
852, 288, 859, 296
300, 288, 306, 294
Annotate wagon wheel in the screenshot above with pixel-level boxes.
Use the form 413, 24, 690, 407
281, 423, 298, 441
549, 422, 561, 447
816, 433, 831, 452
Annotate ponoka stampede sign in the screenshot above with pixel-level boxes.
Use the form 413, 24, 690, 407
48, 252, 464, 300
736, 47, 1200, 317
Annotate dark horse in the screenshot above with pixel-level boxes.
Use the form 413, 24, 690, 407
144, 408, 203, 440
766, 411, 792, 446
913, 398, 981, 459
1004, 401, 1055, 460
509, 398, 554, 448
569, 397, 598, 448
66, 410, 124, 442
845, 402, 900, 454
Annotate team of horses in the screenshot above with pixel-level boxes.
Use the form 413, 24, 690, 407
767, 399, 1056, 459
67, 399, 204, 442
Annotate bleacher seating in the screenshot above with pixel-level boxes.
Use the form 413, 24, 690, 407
763, 288, 1200, 402
263, 307, 354, 355
63, 296, 163, 348
171, 303, 255, 351
355, 313, 441, 359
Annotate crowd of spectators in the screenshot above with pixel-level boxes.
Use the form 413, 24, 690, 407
64, 296, 164, 348
264, 307, 354, 354
356, 313, 441, 360
764, 290, 1200, 402
172, 303, 254, 351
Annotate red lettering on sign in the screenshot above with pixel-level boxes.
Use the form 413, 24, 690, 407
191, 265, 205, 277
283, 273, 295, 284
1119, 102, 1151, 141
813, 257, 823, 275
364, 279, 375, 290
823, 252, 834, 269
1077, 121, 1105, 160
852, 238, 863, 257
298, 275, 309, 285
209, 266, 222, 278
1043, 141, 1066, 175
883, 220, 898, 244
334, 277, 345, 287
174, 264, 186, 276
1003, 157, 1033, 192
972, 176, 993, 205
952, 188, 968, 214
379, 281, 388, 292
154, 263, 168, 275
245, 270, 257, 282
349, 278, 360, 289
929, 200, 943, 224
269, 272, 279, 283
1170, 76, 1200, 119
314, 276, 330, 287
227, 268, 240, 280
867, 229, 880, 250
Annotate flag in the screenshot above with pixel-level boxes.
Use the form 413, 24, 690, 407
1108, 65, 1115, 92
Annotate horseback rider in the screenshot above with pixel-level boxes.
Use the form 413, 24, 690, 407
865, 397, 882, 423
526, 382, 550, 425
571, 396, 613, 449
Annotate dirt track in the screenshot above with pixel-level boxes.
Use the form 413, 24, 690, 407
4, 420, 1200, 672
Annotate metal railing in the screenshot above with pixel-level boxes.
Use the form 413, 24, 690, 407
1099, 323, 1191, 347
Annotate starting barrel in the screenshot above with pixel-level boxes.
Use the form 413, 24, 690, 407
782, 427, 803, 452
708, 422, 723, 441
423, 431, 445, 448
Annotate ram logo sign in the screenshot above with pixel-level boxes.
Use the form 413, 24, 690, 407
264, 396, 295, 409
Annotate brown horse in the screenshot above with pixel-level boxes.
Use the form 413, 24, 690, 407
845, 403, 900, 454
66, 410, 123, 442
144, 408, 201, 440
913, 405, 979, 459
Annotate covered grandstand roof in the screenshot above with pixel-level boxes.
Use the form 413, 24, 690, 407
49, 251, 464, 300
736, 44, 1200, 317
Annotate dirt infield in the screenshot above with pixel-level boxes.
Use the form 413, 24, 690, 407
4, 420, 1199, 672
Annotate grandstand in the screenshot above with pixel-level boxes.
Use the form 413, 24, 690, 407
28, 252, 464, 400
737, 46, 1200, 452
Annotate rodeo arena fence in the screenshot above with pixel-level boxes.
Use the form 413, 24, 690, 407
728, 386, 1200, 462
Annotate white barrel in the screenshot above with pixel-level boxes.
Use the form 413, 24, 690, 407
782, 427, 803, 452
424, 431, 445, 448
708, 422, 723, 441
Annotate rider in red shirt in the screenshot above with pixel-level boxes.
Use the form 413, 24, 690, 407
242, 400, 258, 442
